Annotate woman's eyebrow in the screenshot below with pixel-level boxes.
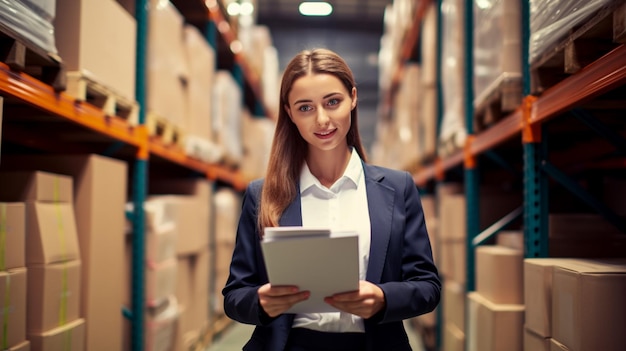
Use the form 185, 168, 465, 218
293, 92, 343, 105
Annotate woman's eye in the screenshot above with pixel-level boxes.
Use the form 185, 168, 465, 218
298, 105, 313, 112
328, 98, 340, 106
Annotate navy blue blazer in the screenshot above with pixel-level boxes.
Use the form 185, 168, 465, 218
223, 163, 441, 351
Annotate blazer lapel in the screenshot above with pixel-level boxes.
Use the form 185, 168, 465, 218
279, 191, 303, 226
363, 164, 395, 283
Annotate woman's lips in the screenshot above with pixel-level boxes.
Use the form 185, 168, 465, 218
315, 129, 337, 139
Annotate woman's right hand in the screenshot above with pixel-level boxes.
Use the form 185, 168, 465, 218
258, 283, 310, 317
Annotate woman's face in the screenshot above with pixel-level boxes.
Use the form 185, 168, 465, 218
285, 73, 357, 153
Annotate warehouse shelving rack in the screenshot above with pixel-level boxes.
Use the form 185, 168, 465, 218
0, 0, 271, 350
385, 0, 626, 350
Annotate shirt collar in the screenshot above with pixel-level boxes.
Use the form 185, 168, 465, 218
300, 148, 364, 194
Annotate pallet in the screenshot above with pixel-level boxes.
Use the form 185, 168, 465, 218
0, 22, 66, 91
146, 112, 186, 147
474, 74, 523, 132
196, 313, 233, 350
531, 1, 626, 95
65, 71, 139, 125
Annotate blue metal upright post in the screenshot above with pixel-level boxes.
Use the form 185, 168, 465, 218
132, 0, 149, 350
521, 0, 549, 258
434, 2, 444, 349
464, 0, 479, 293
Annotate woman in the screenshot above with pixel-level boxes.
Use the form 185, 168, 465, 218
223, 48, 440, 351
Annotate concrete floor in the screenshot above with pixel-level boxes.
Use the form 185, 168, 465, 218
206, 320, 426, 351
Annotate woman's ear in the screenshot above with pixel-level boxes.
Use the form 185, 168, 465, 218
351, 87, 358, 109
284, 104, 292, 119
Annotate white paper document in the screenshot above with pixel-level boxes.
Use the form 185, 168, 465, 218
261, 227, 359, 313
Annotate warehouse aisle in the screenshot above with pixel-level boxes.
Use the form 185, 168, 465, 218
206, 320, 426, 351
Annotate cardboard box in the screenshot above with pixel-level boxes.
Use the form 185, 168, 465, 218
54, 0, 136, 101
0, 268, 27, 349
439, 238, 466, 284
146, 196, 210, 256
176, 251, 210, 334
552, 259, 626, 351
524, 259, 579, 337
184, 24, 216, 141
524, 328, 550, 351
476, 245, 523, 304
8, 340, 30, 351
240, 111, 275, 180
28, 318, 85, 351
28, 261, 81, 333
26, 202, 80, 265
0, 203, 25, 270
146, 225, 177, 264
467, 292, 524, 351
496, 230, 524, 251
146, 0, 189, 128
443, 280, 465, 332
0, 171, 72, 203
146, 258, 177, 306
550, 338, 570, 351
145, 296, 178, 351
0, 155, 128, 351
443, 323, 465, 351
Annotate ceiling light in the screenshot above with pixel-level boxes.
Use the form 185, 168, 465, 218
227, 2, 241, 16
299, 2, 333, 16
240, 2, 254, 16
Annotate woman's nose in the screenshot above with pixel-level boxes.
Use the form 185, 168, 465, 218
316, 108, 330, 126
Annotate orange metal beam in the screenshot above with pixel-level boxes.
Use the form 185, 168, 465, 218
532, 44, 626, 124
471, 109, 523, 155
0, 62, 145, 149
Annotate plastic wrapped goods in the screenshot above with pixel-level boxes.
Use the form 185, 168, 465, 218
438, 0, 466, 156
473, 0, 521, 108
530, 0, 614, 64
0, 0, 57, 54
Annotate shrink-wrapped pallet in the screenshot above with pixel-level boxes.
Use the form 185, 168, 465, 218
0, 0, 57, 54
438, 0, 466, 157
212, 71, 243, 166
530, 0, 614, 63
473, 0, 522, 111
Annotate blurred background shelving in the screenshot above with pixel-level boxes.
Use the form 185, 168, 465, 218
0, 0, 625, 351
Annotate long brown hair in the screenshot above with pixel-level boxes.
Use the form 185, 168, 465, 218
258, 48, 368, 234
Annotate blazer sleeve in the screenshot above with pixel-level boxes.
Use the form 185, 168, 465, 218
375, 171, 441, 323
222, 180, 275, 325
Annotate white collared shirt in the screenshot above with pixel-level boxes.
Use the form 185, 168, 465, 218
293, 148, 371, 333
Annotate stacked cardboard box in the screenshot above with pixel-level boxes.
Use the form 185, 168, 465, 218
55, 0, 137, 101
182, 23, 223, 163
212, 188, 242, 316
0, 171, 85, 351
147, 178, 213, 351
213, 71, 244, 167
0, 154, 128, 351
468, 246, 525, 351
146, 0, 189, 130
240, 109, 276, 181
436, 182, 522, 351
0, 203, 29, 351
237, 24, 280, 114
524, 258, 626, 351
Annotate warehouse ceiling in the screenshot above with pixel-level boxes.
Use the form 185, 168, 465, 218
256, 0, 394, 153
256, 0, 390, 32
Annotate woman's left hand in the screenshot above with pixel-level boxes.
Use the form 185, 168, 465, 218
324, 280, 386, 319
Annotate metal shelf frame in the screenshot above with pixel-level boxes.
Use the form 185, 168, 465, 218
395, 0, 626, 349
0, 1, 269, 349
